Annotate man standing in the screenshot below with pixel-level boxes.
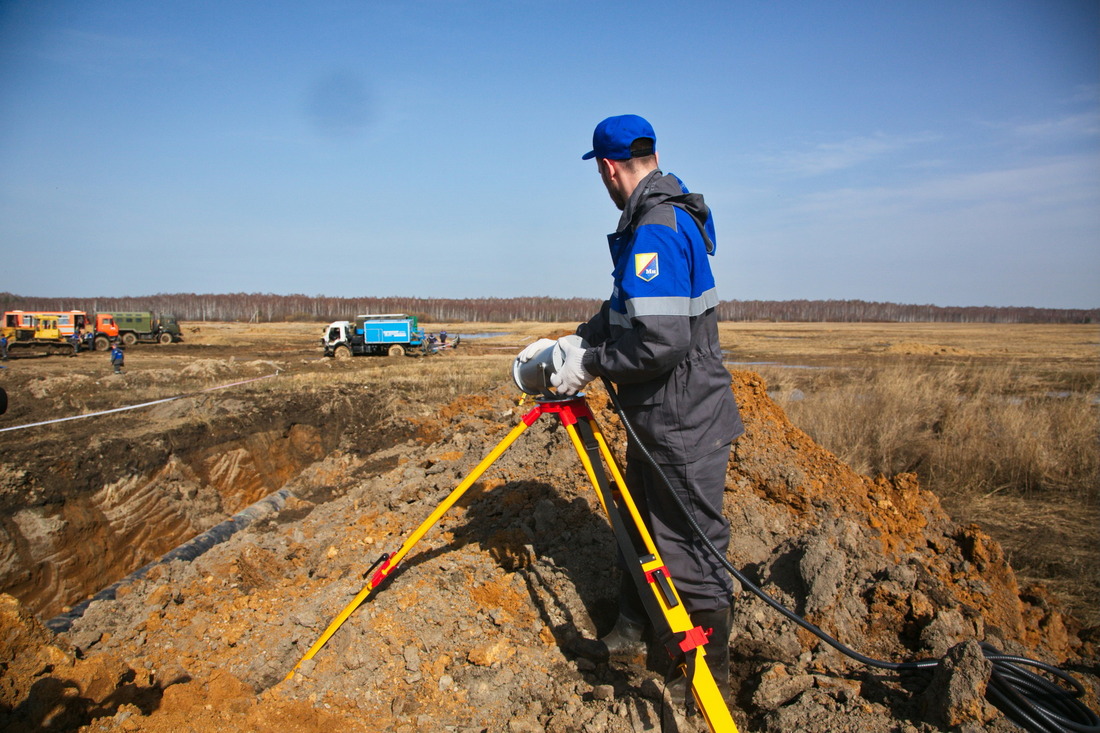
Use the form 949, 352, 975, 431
110, 342, 124, 374
519, 114, 743, 700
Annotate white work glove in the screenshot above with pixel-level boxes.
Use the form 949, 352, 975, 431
516, 338, 556, 363
550, 335, 594, 395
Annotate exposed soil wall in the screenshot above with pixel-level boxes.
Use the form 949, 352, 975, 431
0, 384, 392, 620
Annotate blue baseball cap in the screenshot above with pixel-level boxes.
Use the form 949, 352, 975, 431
581, 114, 656, 161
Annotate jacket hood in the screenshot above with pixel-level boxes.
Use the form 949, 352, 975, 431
618, 170, 716, 254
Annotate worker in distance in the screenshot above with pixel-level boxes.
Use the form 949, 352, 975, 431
517, 114, 744, 703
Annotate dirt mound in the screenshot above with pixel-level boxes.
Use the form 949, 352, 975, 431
1, 370, 1096, 732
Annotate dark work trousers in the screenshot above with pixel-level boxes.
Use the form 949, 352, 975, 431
618, 444, 734, 619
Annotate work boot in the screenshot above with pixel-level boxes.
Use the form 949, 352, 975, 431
692, 606, 733, 704
570, 613, 647, 663
659, 605, 734, 728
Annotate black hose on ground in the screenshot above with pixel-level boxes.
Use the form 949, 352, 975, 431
599, 377, 1099, 733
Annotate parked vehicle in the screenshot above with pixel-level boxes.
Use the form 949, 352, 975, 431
113, 311, 183, 346
1, 312, 76, 356
59, 311, 118, 351
84, 313, 119, 351
2, 310, 118, 350
322, 314, 423, 358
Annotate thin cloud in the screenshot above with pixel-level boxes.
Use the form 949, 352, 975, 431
791, 154, 1100, 222
40, 28, 191, 75
1010, 113, 1100, 140
1068, 84, 1100, 105
761, 132, 938, 178
976, 93, 1100, 143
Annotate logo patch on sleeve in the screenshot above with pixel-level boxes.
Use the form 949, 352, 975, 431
634, 253, 659, 282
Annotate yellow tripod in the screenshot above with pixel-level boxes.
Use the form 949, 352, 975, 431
286, 395, 738, 733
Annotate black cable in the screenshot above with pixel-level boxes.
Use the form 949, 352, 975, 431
598, 377, 1099, 733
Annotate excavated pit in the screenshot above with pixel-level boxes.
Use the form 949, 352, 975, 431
0, 387, 405, 621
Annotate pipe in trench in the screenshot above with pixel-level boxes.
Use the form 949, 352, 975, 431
46, 487, 295, 634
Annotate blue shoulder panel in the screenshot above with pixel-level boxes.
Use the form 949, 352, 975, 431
610, 208, 718, 320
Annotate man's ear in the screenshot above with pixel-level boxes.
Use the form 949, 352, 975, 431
600, 157, 619, 179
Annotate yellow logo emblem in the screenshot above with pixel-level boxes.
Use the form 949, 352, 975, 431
635, 253, 659, 282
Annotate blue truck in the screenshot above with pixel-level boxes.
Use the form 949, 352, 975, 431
321, 314, 424, 358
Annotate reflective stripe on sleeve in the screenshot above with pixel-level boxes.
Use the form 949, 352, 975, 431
610, 288, 719, 326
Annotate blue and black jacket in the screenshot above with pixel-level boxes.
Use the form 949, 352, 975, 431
579, 169, 743, 464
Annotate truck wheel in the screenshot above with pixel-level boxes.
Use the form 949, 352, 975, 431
158, 332, 173, 345
388, 345, 405, 357
94, 336, 109, 351
121, 333, 137, 347
334, 345, 352, 360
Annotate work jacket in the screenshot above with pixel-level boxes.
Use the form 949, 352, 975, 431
578, 169, 743, 464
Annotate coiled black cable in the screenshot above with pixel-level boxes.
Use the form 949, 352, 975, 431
599, 377, 1099, 733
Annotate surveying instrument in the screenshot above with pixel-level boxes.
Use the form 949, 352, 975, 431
287, 338, 739, 732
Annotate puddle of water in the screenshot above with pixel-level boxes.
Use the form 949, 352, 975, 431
768, 388, 806, 402
725, 360, 829, 370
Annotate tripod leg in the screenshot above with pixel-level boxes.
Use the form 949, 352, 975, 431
286, 413, 536, 680
587, 417, 660, 558
377, 416, 533, 575
565, 415, 738, 732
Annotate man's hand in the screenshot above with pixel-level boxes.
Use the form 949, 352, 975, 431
551, 336, 594, 395
516, 338, 555, 363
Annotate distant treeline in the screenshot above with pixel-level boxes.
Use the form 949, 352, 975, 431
1, 293, 1096, 324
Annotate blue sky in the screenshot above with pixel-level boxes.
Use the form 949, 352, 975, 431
1, 1, 1097, 309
